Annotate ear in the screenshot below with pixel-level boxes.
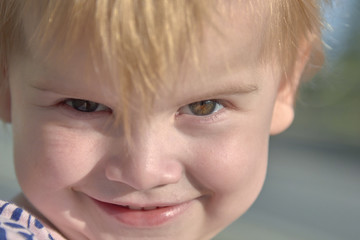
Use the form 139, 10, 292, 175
270, 40, 313, 135
0, 65, 11, 123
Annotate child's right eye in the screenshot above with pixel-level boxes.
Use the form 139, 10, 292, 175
63, 99, 112, 113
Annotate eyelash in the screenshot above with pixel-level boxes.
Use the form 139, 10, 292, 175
176, 99, 229, 124
179, 100, 223, 114
58, 98, 229, 124
58, 98, 112, 119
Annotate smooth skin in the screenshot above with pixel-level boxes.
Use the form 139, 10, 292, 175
0, 3, 309, 240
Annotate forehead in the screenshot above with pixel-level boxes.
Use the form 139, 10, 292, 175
197, 2, 266, 72
20, 1, 270, 101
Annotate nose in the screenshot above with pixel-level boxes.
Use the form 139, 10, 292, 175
105, 122, 184, 191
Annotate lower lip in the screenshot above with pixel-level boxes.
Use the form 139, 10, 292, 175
93, 199, 193, 228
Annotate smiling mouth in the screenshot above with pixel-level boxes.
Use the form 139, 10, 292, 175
124, 205, 161, 211
92, 199, 194, 227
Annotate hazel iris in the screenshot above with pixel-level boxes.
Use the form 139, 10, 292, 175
189, 100, 217, 116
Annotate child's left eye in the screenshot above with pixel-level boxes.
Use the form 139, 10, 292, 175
63, 99, 111, 113
178, 100, 224, 116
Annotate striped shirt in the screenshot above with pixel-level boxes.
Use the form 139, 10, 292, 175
0, 200, 54, 240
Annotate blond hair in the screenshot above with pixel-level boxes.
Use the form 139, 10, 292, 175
0, 0, 327, 134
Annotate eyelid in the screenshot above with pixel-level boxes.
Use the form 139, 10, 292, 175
178, 100, 224, 116
58, 98, 113, 119
64, 99, 111, 111
175, 99, 233, 125
176, 106, 227, 124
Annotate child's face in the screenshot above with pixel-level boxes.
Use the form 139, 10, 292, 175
7, 4, 294, 240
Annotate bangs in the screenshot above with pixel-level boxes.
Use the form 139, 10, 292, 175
1, 0, 327, 134
19, 0, 213, 135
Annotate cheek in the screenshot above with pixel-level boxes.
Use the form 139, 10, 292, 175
185, 125, 269, 232
191, 129, 268, 195
13, 121, 102, 194
186, 113, 272, 221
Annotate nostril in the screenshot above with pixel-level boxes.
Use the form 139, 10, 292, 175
104, 154, 183, 191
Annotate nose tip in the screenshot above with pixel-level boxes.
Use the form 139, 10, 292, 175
104, 119, 184, 191
105, 156, 183, 191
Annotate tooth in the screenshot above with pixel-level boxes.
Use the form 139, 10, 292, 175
128, 206, 142, 210
143, 206, 157, 210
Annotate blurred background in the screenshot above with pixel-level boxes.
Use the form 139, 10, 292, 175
216, 1, 360, 239
1, 1, 359, 239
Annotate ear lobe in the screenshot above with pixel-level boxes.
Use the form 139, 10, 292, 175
270, 38, 313, 135
270, 77, 296, 135
0, 66, 11, 123
270, 68, 299, 135
270, 94, 295, 135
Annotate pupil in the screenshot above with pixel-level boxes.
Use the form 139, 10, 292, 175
72, 99, 98, 112
189, 100, 216, 116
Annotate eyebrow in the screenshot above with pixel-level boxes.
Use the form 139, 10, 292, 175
30, 79, 259, 99
30, 84, 71, 94
29, 80, 85, 97
182, 82, 259, 104
215, 83, 258, 95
